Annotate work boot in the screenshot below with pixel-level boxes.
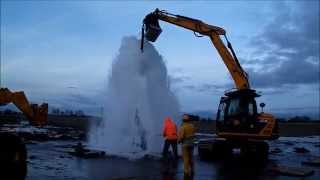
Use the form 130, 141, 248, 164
183, 173, 193, 180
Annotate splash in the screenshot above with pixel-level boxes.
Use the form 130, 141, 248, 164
89, 36, 180, 158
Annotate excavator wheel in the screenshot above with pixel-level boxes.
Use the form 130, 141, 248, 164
198, 143, 213, 160
255, 141, 269, 163
241, 141, 269, 164
0, 133, 27, 180
198, 140, 233, 160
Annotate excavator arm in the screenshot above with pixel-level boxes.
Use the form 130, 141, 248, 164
0, 88, 48, 126
141, 9, 250, 90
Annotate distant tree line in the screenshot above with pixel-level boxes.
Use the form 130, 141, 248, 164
185, 114, 214, 122
0, 109, 22, 115
1, 109, 317, 122
0, 108, 86, 117
277, 116, 319, 122
50, 108, 86, 117
188, 113, 319, 122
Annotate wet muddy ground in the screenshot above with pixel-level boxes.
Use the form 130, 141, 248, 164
25, 136, 320, 180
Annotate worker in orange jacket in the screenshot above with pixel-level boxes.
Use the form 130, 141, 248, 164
162, 117, 178, 159
178, 114, 196, 177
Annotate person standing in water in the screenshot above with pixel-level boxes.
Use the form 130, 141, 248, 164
178, 114, 196, 177
162, 117, 178, 159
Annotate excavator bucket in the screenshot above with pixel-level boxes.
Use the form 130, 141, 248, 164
143, 12, 162, 42
145, 24, 162, 42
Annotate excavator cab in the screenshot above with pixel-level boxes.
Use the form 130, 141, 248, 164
216, 89, 278, 140
216, 89, 258, 132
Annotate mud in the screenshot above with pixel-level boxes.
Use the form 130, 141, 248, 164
25, 136, 320, 180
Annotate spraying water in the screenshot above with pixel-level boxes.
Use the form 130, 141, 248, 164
89, 36, 180, 158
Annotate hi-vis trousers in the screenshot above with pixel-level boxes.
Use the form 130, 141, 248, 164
182, 145, 194, 176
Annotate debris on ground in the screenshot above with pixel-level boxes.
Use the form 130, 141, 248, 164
68, 142, 106, 158
68, 149, 106, 158
302, 157, 320, 166
294, 147, 310, 153
283, 142, 294, 146
270, 148, 282, 154
142, 154, 162, 161
269, 165, 314, 177
0, 124, 85, 142
29, 155, 37, 160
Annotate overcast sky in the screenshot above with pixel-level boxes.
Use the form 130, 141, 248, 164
1, 1, 319, 118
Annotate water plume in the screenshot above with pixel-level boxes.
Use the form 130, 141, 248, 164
89, 36, 180, 158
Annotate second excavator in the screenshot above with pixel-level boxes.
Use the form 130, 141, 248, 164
0, 87, 48, 126
0, 87, 48, 180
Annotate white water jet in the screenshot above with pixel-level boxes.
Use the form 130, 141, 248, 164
89, 36, 180, 158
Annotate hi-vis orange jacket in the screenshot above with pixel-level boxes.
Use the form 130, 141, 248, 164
163, 117, 178, 140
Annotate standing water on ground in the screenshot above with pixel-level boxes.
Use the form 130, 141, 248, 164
89, 36, 180, 158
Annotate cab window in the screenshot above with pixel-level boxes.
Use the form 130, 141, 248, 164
248, 102, 254, 116
217, 102, 226, 121
228, 99, 240, 116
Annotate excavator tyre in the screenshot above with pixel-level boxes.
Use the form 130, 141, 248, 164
0, 133, 27, 180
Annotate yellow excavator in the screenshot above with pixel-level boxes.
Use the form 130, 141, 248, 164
0, 87, 48, 180
0, 88, 48, 126
141, 9, 279, 160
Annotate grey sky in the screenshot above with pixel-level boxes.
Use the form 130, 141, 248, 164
1, 1, 319, 118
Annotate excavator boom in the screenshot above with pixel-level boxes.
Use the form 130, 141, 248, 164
0, 88, 48, 126
142, 9, 250, 90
